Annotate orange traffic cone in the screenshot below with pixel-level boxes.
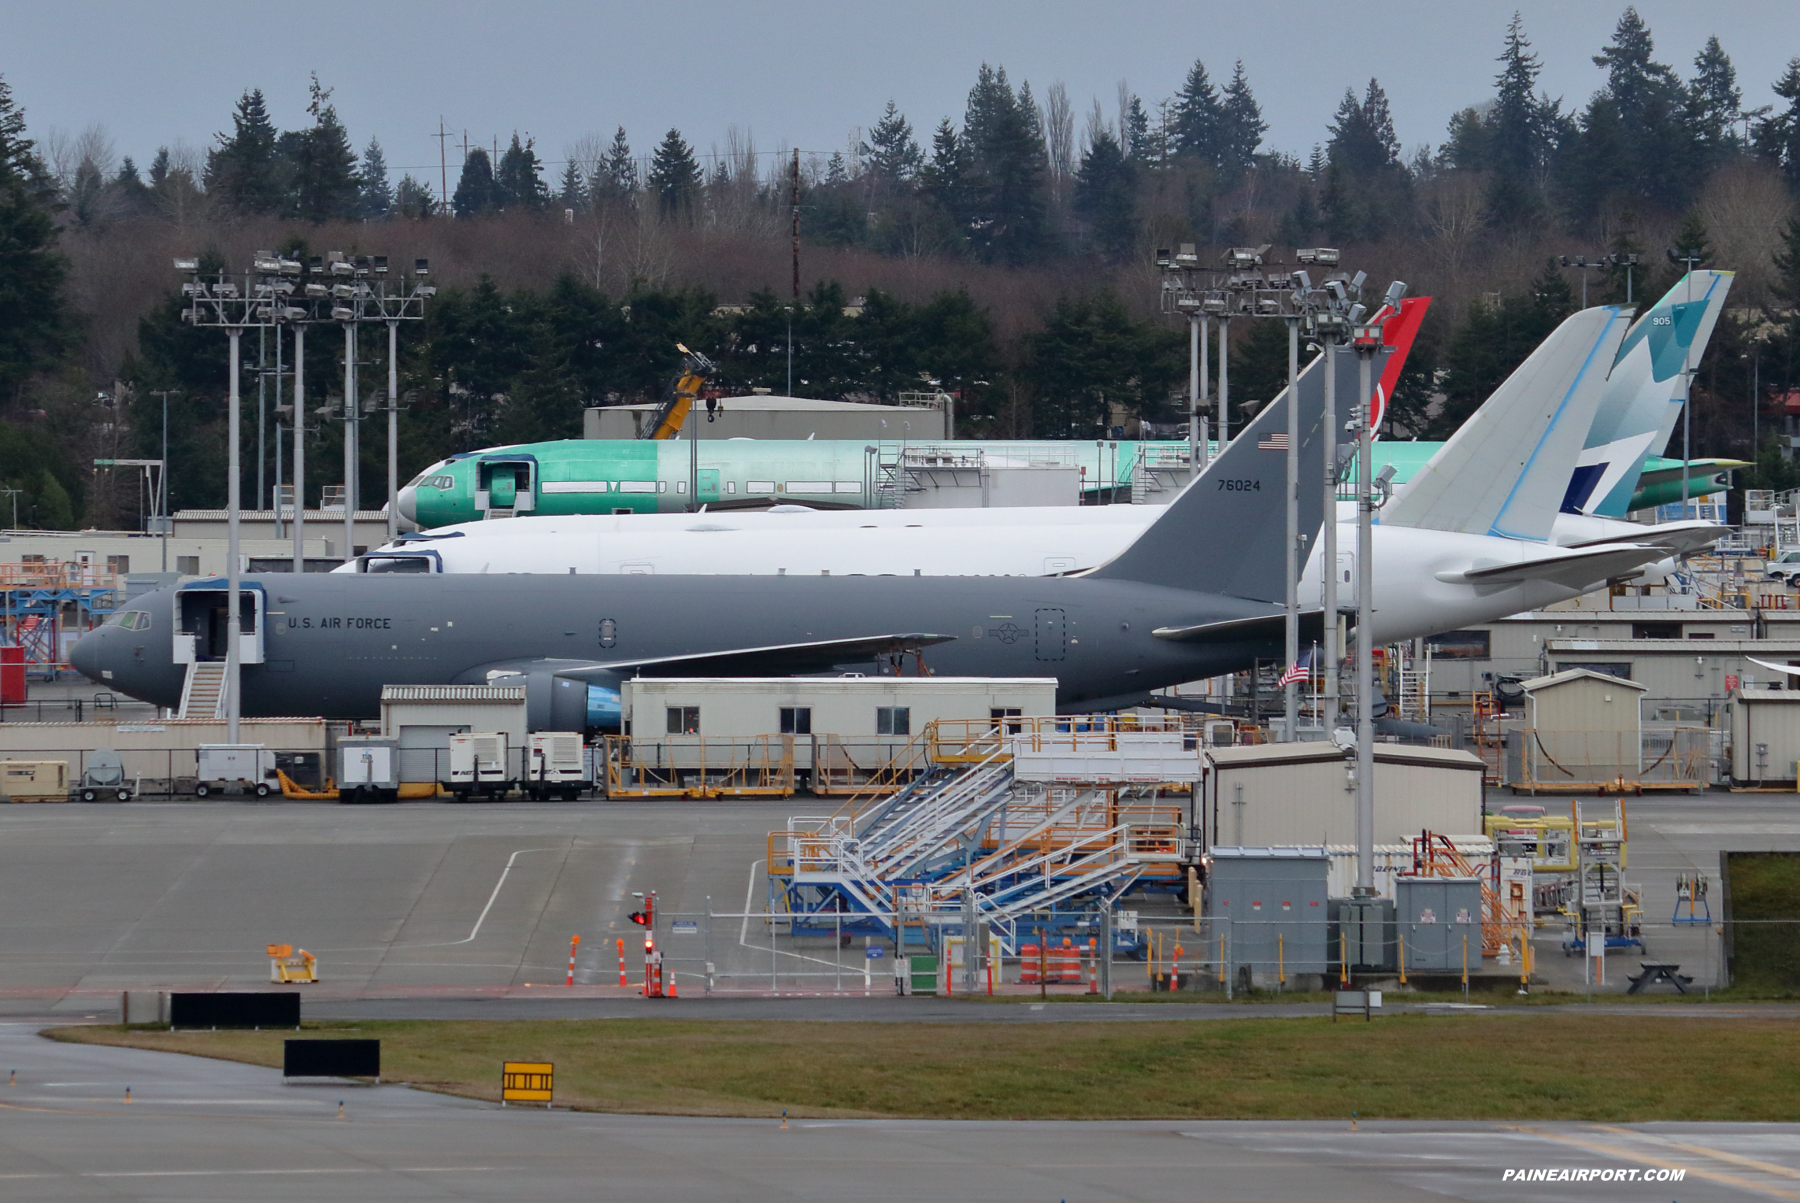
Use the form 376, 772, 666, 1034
668, 971, 678, 998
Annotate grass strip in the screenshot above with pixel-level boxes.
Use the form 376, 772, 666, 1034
46, 1013, 1800, 1121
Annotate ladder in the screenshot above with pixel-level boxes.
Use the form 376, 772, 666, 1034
179, 661, 227, 719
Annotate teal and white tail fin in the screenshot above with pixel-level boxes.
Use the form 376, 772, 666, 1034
1563, 270, 1734, 518
1383, 306, 1631, 541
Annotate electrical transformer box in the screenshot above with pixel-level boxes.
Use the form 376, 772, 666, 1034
1206, 847, 1330, 977
1395, 876, 1484, 972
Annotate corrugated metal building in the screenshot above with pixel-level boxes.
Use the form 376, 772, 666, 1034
1204, 743, 1485, 848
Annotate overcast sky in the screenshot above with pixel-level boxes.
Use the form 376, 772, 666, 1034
5, 0, 1796, 184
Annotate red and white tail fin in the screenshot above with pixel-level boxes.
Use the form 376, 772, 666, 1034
1368, 296, 1430, 432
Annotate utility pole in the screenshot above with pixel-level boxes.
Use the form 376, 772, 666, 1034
1319, 329, 1341, 733
1216, 317, 1230, 450
789, 147, 799, 397
434, 119, 451, 215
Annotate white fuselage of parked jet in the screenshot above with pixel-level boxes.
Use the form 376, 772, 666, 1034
356, 505, 1682, 647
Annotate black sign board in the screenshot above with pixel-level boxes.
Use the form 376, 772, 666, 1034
284, 1039, 380, 1078
168, 992, 301, 1029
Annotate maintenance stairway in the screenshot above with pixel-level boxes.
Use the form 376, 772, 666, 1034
769, 718, 1198, 952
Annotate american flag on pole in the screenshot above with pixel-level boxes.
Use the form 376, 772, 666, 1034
1258, 432, 1290, 450
1279, 647, 1312, 687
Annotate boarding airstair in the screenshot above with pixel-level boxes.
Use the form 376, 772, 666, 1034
868, 442, 906, 509
178, 661, 227, 719
773, 719, 1195, 950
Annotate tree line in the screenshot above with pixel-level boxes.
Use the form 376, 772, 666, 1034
2, 8, 1800, 524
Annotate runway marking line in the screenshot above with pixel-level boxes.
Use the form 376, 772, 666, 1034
1508, 1124, 1800, 1202
0, 1167, 500, 1180
1592, 1123, 1800, 1184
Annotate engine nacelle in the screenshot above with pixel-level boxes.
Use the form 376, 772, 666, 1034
455, 661, 624, 732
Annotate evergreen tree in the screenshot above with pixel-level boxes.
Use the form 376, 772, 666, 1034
1073, 128, 1137, 258
393, 174, 437, 219
1171, 59, 1222, 165
205, 88, 282, 214
0, 74, 69, 403
495, 133, 548, 209
825, 150, 848, 184
1028, 291, 1182, 434
959, 64, 1050, 264
1772, 216, 1800, 312
1217, 60, 1266, 171
647, 128, 702, 218
1482, 13, 1556, 226
1121, 95, 1152, 166
558, 159, 586, 211
601, 126, 638, 198
110, 156, 152, 215
1571, 7, 1689, 215
452, 147, 498, 217
920, 117, 970, 250
1322, 79, 1409, 241
290, 75, 359, 223
862, 101, 923, 188
1755, 58, 1800, 187
358, 137, 393, 218
1687, 35, 1743, 160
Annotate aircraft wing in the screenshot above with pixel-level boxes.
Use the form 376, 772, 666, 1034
1435, 544, 1671, 590
1560, 520, 1727, 556
581, 632, 959, 677
1152, 610, 1333, 644
1747, 656, 1800, 678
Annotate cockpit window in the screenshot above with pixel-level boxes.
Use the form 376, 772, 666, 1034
108, 610, 150, 630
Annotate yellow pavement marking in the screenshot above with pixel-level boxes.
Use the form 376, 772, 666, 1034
1509, 1124, 1800, 1202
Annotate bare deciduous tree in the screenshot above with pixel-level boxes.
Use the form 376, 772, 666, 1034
1044, 82, 1073, 208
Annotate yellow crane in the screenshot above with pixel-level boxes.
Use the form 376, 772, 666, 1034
642, 344, 721, 440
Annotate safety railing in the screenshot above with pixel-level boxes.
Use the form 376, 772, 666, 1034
603, 735, 795, 798
1504, 727, 1714, 792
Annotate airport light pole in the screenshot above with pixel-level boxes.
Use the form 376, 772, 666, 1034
1157, 244, 1209, 471
1350, 321, 1385, 897
175, 254, 298, 742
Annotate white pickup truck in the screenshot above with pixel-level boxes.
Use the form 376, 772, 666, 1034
1767, 551, 1800, 585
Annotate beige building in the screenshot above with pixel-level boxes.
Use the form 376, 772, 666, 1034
1203, 743, 1485, 849
1729, 689, 1800, 784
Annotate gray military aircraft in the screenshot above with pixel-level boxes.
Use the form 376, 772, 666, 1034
72, 344, 1353, 729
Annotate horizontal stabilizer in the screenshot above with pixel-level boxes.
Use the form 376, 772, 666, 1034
1560, 520, 1727, 557
1747, 656, 1800, 678
1153, 609, 1333, 644
1433, 544, 1671, 590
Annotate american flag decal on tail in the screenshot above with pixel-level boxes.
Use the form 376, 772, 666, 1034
1257, 433, 1289, 450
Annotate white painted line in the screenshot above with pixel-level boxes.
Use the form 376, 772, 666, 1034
452, 848, 561, 946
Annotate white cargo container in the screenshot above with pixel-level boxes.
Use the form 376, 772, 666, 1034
195, 744, 278, 797
524, 732, 587, 799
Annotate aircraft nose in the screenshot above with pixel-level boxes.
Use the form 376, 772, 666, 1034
397, 484, 419, 526
70, 626, 104, 682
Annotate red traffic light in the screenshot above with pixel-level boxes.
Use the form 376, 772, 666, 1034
628, 911, 649, 927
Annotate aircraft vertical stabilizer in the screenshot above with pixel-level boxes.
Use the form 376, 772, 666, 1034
1569, 270, 1733, 518
1089, 336, 1357, 602
1382, 306, 1630, 541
